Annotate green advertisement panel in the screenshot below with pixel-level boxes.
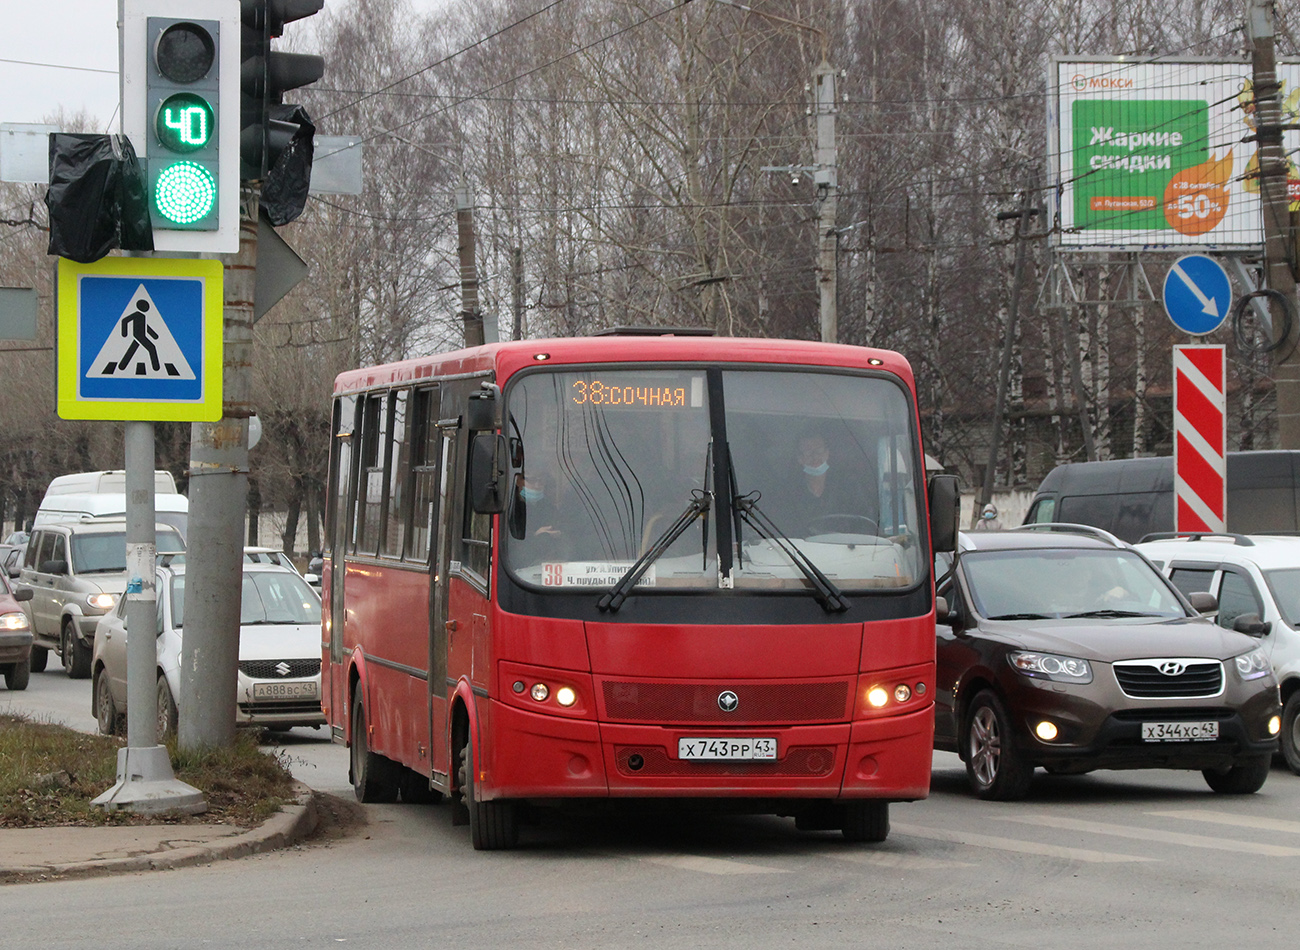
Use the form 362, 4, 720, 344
1072, 99, 1207, 231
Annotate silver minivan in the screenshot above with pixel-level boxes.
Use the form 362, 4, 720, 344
19, 520, 184, 678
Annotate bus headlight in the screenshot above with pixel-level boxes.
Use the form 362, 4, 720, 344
555, 686, 576, 707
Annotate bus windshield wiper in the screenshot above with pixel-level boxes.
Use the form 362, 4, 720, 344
597, 490, 711, 613
733, 491, 849, 613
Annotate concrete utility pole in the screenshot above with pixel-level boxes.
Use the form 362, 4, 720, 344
813, 61, 839, 344
457, 185, 484, 347
1248, 0, 1300, 447
178, 185, 258, 751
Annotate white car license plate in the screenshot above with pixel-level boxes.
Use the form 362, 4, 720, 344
678, 737, 777, 761
1141, 721, 1219, 742
253, 681, 319, 701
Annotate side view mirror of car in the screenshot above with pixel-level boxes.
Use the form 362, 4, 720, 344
935, 595, 949, 622
1233, 613, 1272, 637
40, 559, 68, 575
12, 587, 32, 602
1186, 591, 1217, 614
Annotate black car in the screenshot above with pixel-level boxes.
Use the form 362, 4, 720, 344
934, 525, 1281, 800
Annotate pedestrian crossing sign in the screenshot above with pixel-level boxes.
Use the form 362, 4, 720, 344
56, 256, 223, 421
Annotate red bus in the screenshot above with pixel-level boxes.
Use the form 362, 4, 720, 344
322, 330, 958, 849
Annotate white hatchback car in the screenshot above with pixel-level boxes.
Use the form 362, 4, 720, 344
1137, 534, 1300, 771
91, 558, 325, 739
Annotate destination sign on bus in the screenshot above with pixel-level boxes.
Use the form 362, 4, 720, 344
570, 375, 705, 409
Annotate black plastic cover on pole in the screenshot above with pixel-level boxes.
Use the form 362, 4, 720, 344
45, 133, 154, 263
260, 103, 315, 226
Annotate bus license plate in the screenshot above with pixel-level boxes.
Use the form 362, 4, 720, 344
1142, 721, 1218, 742
253, 681, 319, 701
678, 737, 777, 761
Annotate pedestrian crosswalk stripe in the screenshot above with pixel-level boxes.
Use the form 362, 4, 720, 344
638, 854, 787, 875
891, 822, 1155, 863
999, 814, 1300, 857
829, 849, 974, 870
1147, 809, 1300, 836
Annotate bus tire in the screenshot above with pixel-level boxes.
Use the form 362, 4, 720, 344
841, 800, 889, 842
461, 734, 518, 850
350, 692, 399, 803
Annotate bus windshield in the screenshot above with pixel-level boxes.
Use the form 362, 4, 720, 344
501, 367, 925, 593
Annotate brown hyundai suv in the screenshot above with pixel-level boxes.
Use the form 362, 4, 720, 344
934, 525, 1281, 800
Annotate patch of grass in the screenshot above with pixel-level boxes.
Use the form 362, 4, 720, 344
0, 713, 296, 829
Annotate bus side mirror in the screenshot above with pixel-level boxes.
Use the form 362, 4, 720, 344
927, 474, 959, 553
469, 433, 507, 514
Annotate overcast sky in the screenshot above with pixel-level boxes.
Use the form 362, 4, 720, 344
0, 0, 440, 130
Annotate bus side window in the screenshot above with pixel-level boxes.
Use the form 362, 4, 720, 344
408, 387, 439, 563
460, 442, 492, 582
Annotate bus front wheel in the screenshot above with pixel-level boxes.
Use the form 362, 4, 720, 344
841, 800, 889, 842
350, 693, 399, 803
460, 734, 518, 850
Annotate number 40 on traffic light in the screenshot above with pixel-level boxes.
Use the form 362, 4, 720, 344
122, 0, 240, 254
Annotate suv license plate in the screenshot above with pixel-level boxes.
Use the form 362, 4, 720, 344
678, 737, 777, 761
1142, 721, 1219, 742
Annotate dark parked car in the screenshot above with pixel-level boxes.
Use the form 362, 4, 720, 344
934, 525, 1282, 800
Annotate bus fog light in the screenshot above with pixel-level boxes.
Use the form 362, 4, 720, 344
1035, 720, 1059, 741
512, 681, 526, 694
530, 683, 549, 702
915, 682, 927, 695
556, 686, 576, 707
1269, 715, 1281, 736
894, 684, 911, 702
867, 687, 889, 708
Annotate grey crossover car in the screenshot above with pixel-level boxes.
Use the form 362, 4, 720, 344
935, 525, 1281, 800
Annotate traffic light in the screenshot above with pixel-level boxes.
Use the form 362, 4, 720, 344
240, 0, 324, 201
122, 0, 240, 254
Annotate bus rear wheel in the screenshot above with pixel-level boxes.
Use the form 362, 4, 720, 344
350, 693, 399, 803
841, 800, 889, 842
460, 734, 518, 850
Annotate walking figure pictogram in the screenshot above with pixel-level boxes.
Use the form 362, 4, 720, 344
110, 299, 177, 376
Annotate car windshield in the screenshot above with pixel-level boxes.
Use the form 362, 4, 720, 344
499, 367, 925, 592
1265, 568, 1300, 627
961, 548, 1187, 620
171, 571, 321, 627
69, 528, 184, 575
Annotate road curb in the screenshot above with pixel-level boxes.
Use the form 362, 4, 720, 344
0, 782, 321, 884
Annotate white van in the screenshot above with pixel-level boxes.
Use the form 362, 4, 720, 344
33, 470, 188, 540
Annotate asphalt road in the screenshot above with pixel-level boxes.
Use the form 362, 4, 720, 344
4, 668, 1300, 948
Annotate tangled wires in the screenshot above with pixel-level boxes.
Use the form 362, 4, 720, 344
1233, 287, 1298, 359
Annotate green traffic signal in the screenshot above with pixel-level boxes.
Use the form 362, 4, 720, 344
154, 160, 217, 224
156, 93, 214, 153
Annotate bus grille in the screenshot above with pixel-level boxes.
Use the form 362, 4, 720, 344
1113, 660, 1223, 699
615, 746, 837, 777
601, 680, 850, 723
240, 658, 321, 679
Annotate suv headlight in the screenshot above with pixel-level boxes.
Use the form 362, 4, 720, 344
1234, 647, 1271, 680
1009, 650, 1093, 684
85, 592, 117, 611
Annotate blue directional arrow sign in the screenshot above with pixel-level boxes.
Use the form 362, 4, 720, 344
1163, 254, 1232, 336
56, 257, 223, 421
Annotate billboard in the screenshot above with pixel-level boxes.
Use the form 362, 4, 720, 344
1050, 58, 1300, 249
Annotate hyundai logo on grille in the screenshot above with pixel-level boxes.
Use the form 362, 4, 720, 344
1159, 661, 1187, 676
275, 661, 291, 677
718, 690, 739, 712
